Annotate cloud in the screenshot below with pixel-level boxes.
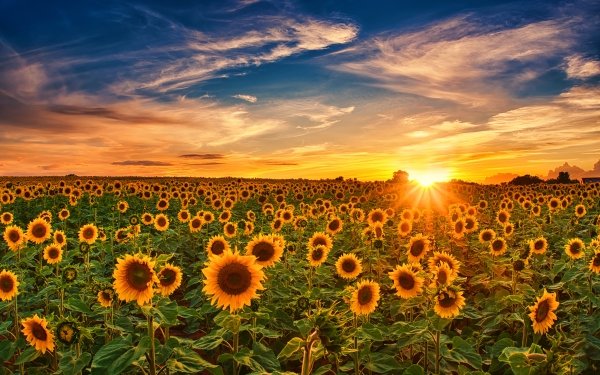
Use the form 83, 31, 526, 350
564, 55, 600, 79
546, 160, 600, 179
111, 160, 173, 166
179, 153, 225, 159
233, 94, 257, 103
330, 16, 576, 106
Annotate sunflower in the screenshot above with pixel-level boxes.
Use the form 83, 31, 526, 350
335, 253, 362, 280
113, 254, 159, 306
428, 251, 461, 276
434, 288, 466, 319
574, 204, 586, 218
43, 244, 63, 264
4, 225, 25, 251
223, 222, 237, 238
367, 208, 388, 227
464, 216, 478, 233
588, 250, 600, 274
0, 212, 13, 225
489, 237, 507, 256
27, 217, 52, 244
187, 216, 202, 233
56, 321, 79, 345
308, 245, 330, 267
350, 280, 380, 316
58, 208, 70, 221
157, 264, 183, 297
22, 315, 55, 354
53, 230, 67, 247
219, 210, 232, 223
0, 269, 19, 301
452, 219, 466, 239
496, 209, 510, 225
478, 229, 496, 243
141, 213, 154, 225
564, 238, 585, 260
154, 214, 169, 232
326, 217, 344, 236
206, 235, 231, 257
245, 234, 283, 267
350, 208, 365, 223
202, 251, 265, 312
407, 234, 430, 263
117, 200, 129, 213
397, 220, 412, 237
388, 264, 424, 299
529, 237, 548, 255
431, 262, 456, 287
307, 232, 333, 252
78, 223, 98, 244
528, 289, 559, 334
503, 222, 515, 237
97, 288, 114, 308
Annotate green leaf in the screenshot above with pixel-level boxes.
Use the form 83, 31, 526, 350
444, 336, 482, 370
64, 298, 93, 315
0, 340, 15, 362
278, 337, 304, 361
193, 330, 225, 350
234, 347, 265, 373
362, 352, 402, 373
358, 322, 384, 341
15, 346, 40, 365
215, 311, 241, 333
402, 364, 424, 375
90, 336, 138, 375
252, 341, 281, 371
313, 365, 333, 375
58, 352, 92, 375
167, 347, 218, 373
106, 336, 151, 374
154, 298, 179, 326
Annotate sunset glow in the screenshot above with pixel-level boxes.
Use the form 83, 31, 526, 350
1, 1, 599, 182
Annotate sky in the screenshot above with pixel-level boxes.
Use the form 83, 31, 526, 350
1, 0, 599, 182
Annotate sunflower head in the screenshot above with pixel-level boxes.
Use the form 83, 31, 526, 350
307, 232, 333, 252
202, 251, 265, 312
407, 234, 430, 263
78, 224, 98, 244
206, 235, 231, 257
478, 229, 496, 243
0, 269, 19, 301
335, 253, 362, 280
157, 264, 183, 297
307, 245, 330, 267
27, 217, 52, 244
434, 287, 466, 319
97, 288, 114, 307
4, 225, 25, 251
43, 244, 63, 264
245, 234, 283, 267
529, 237, 548, 255
56, 321, 79, 345
565, 238, 585, 260
21, 315, 55, 353
489, 238, 507, 257
350, 280, 381, 316
113, 254, 159, 306
528, 289, 559, 335
388, 264, 424, 299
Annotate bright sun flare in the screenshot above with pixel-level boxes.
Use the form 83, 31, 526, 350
411, 170, 450, 187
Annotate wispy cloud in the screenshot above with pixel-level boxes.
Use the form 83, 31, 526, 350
179, 153, 225, 159
564, 55, 600, 79
112, 160, 173, 166
233, 94, 257, 103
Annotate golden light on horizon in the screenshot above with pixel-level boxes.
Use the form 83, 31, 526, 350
410, 169, 451, 187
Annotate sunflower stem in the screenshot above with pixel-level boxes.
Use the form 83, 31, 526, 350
233, 328, 239, 375
521, 315, 527, 347
435, 329, 440, 375
147, 314, 157, 375
353, 314, 359, 375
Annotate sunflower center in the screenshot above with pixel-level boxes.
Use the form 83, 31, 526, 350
60, 326, 74, 342
191, 219, 201, 228
341, 259, 356, 273
252, 241, 275, 262
56, 234, 64, 243
534, 240, 544, 250
211, 241, 225, 255
49, 248, 60, 259
371, 213, 383, 222
8, 230, 20, 242
410, 240, 425, 257
217, 263, 252, 295
311, 248, 324, 261
400, 223, 410, 233
31, 323, 48, 341
535, 299, 550, 323
594, 256, 600, 267
101, 291, 112, 300
437, 269, 448, 285
160, 269, 177, 286
438, 292, 456, 308
492, 240, 503, 252
32, 223, 47, 238
0, 275, 14, 292
157, 217, 167, 227
83, 227, 94, 239
454, 221, 464, 233
465, 219, 475, 230
482, 232, 492, 241
398, 272, 415, 290
328, 220, 340, 231
570, 243, 581, 254
226, 224, 236, 234
357, 286, 373, 305
126, 262, 152, 291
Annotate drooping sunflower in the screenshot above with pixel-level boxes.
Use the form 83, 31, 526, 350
154, 214, 170, 232
97, 288, 114, 308
407, 234, 430, 263
528, 289, 559, 335
588, 249, 600, 274
335, 253, 362, 280
202, 251, 265, 312
489, 238, 507, 257
27, 217, 52, 244
0, 212, 13, 225
350, 280, 380, 316
43, 244, 63, 264
307, 232, 333, 252
478, 229, 496, 243
21, 315, 55, 353
157, 264, 183, 297
564, 238, 585, 260
113, 254, 159, 306
434, 288, 466, 319
0, 269, 19, 301
307, 245, 330, 267
428, 251, 461, 276
326, 217, 344, 236
388, 264, 424, 299
245, 234, 283, 267
206, 235, 231, 257
78, 223, 98, 244
56, 321, 79, 346
4, 225, 25, 251
529, 237, 548, 255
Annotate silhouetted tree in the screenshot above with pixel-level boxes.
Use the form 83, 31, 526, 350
509, 174, 544, 185
389, 170, 409, 184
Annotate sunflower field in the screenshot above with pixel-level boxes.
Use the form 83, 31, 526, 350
1, 177, 600, 374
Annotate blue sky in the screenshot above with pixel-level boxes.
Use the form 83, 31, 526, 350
1, 0, 599, 181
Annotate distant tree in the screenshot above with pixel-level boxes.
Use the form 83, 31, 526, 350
547, 171, 577, 184
334, 176, 344, 181
509, 174, 544, 185
389, 170, 409, 184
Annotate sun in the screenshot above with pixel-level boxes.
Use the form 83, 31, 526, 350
411, 169, 450, 187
